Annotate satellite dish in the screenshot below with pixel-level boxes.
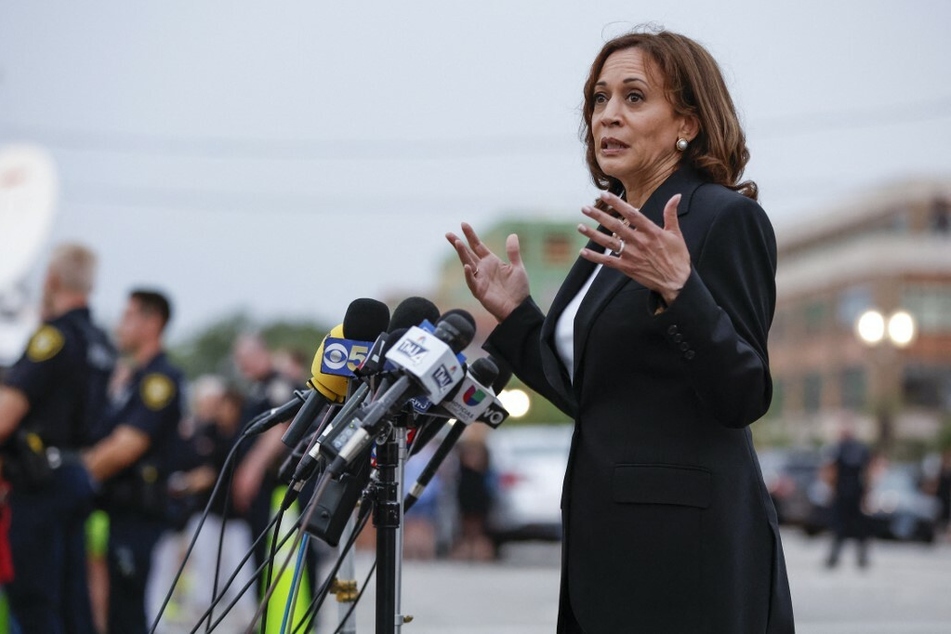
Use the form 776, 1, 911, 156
0, 143, 59, 291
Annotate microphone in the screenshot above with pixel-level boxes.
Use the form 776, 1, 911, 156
281, 298, 390, 449
405, 356, 513, 511
390, 296, 441, 331
281, 300, 444, 506
287, 327, 409, 488
326, 311, 475, 477
438, 356, 499, 423
356, 296, 439, 378
409, 356, 501, 454
241, 390, 310, 436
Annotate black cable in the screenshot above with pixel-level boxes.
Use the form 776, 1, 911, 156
191, 439, 299, 633
290, 425, 444, 634
199, 513, 304, 633
207, 456, 237, 633
261, 504, 287, 634
148, 433, 250, 634
290, 501, 374, 634
242, 471, 335, 634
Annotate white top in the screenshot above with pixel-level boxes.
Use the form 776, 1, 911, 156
554, 262, 603, 382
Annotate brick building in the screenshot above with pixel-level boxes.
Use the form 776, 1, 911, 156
768, 178, 951, 447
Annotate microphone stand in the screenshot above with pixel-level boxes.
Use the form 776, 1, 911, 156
373, 413, 410, 634
330, 378, 370, 634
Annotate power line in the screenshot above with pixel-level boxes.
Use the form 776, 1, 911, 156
0, 126, 578, 161
750, 96, 951, 138
60, 181, 570, 215
2, 96, 949, 160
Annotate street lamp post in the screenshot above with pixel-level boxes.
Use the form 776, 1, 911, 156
854, 309, 916, 453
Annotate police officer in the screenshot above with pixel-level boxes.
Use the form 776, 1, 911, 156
231, 333, 298, 578
0, 243, 116, 633
825, 422, 873, 568
83, 289, 184, 634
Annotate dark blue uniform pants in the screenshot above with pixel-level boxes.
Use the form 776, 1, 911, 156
7, 465, 96, 634
107, 515, 166, 634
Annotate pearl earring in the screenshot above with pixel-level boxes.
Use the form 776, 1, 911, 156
676, 138, 689, 152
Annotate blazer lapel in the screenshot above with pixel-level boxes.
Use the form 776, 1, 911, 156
537, 242, 601, 400
570, 166, 705, 391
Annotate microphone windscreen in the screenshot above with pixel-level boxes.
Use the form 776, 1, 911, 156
468, 356, 499, 388
380, 327, 407, 357
435, 311, 476, 353
439, 308, 476, 331
389, 297, 439, 332
343, 298, 391, 341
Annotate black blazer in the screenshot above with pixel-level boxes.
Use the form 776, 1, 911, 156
485, 167, 795, 633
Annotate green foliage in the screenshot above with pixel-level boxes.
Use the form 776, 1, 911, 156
169, 312, 252, 379
169, 312, 329, 380
934, 416, 951, 452
259, 320, 327, 356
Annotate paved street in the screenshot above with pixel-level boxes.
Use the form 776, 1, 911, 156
315, 529, 951, 634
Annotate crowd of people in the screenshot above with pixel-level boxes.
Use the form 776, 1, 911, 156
0, 243, 500, 633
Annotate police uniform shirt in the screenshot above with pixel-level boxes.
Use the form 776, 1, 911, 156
103, 352, 184, 482
242, 371, 296, 421
2, 308, 112, 449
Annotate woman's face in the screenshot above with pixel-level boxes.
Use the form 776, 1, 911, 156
591, 47, 689, 192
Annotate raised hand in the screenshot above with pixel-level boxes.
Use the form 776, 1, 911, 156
446, 222, 530, 322
576, 192, 691, 307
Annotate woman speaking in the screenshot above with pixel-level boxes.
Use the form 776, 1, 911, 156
447, 29, 795, 633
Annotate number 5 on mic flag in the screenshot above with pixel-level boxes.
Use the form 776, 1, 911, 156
320, 337, 373, 377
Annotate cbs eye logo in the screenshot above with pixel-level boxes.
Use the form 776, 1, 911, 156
322, 339, 371, 375
322, 342, 350, 371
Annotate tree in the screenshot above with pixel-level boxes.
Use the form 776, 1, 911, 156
169, 312, 329, 380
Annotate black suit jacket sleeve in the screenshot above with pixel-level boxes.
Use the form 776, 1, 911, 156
483, 297, 577, 418
651, 191, 776, 428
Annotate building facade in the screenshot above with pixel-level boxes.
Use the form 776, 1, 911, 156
768, 178, 951, 448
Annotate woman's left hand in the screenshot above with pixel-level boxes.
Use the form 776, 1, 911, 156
578, 191, 691, 307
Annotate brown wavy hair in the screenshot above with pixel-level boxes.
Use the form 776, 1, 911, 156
581, 28, 757, 200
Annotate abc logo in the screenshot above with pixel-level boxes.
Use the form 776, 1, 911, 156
323, 342, 349, 371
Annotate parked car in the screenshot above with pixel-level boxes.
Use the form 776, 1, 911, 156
757, 448, 823, 526
485, 424, 572, 548
801, 461, 940, 543
865, 464, 940, 543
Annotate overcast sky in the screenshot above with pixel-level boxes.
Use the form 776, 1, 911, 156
1, 0, 949, 346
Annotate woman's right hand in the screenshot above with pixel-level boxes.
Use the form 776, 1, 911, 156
446, 222, 530, 322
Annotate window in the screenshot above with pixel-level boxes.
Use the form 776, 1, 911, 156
803, 373, 823, 413
902, 365, 951, 410
840, 366, 866, 410
837, 285, 873, 330
931, 198, 950, 234
902, 284, 951, 334
803, 300, 829, 335
544, 233, 572, 264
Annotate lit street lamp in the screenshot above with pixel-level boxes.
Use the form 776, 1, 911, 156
854, 308, 917, 451
498, 388, 531, 419
855, 309, 916, 347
